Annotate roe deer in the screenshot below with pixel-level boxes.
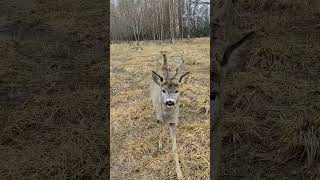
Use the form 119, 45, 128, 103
150, 51, 189, 179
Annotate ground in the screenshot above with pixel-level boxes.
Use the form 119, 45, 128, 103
220, 0, 320, 179
110, 38, 210, 179
0, 0, 108, 178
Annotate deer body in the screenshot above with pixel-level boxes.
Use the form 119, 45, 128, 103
150, 51, 188, 179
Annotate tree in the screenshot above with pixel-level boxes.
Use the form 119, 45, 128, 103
110, 0, 210, 43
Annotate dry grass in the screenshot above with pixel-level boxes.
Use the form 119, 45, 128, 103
0, 40, 108, 179
221, 0, 320, 179
110, 38, 210, 179
0, 0, 108, 179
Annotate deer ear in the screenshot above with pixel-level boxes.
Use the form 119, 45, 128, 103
179, 72, 189, 83
221, 31, 255, 74
152, 71, 163, 85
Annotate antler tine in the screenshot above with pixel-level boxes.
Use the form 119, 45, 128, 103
160, 51, 169, 78
174, 52, 185, 77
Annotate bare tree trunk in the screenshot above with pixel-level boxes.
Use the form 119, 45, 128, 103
186, 0, 191, 39
192, 1, 199, 33
169, 0, 175, 43
180, 0, 184, 39
152, 22, 156, 41
137, 8, 143, 44
155, 2, 160, 41
132, 24, 138, 42
160, 0, 164, 41
210, 0, 234, 179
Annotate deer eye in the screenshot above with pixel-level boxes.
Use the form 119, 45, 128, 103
162, 90, 166, 93
175, 90, 178, 93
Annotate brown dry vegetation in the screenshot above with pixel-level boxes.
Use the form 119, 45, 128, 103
0, 0, 108, 179
221, 0, 320, 179
110, 38, 210, 179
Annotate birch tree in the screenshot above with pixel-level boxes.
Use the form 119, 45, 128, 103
110, 0, 210, 43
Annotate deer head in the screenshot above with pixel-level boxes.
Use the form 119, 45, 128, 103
152, 51, 189, 108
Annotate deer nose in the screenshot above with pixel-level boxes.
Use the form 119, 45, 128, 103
166, 101, 175, 106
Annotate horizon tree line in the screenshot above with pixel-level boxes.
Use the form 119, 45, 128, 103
110, 0, 210, 43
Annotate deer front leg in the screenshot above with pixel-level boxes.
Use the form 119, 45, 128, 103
169, 123, 183, 179
158, 120, 164, 149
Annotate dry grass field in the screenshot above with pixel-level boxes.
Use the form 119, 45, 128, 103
220, 0, 320, 179
110, 38, 210, 179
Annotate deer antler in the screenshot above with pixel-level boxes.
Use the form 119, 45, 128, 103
160, 51, 169, 78
173, 51, 185, 78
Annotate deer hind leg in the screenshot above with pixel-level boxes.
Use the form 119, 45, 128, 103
169, 123, 183, 179
158, 120, 164, 149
